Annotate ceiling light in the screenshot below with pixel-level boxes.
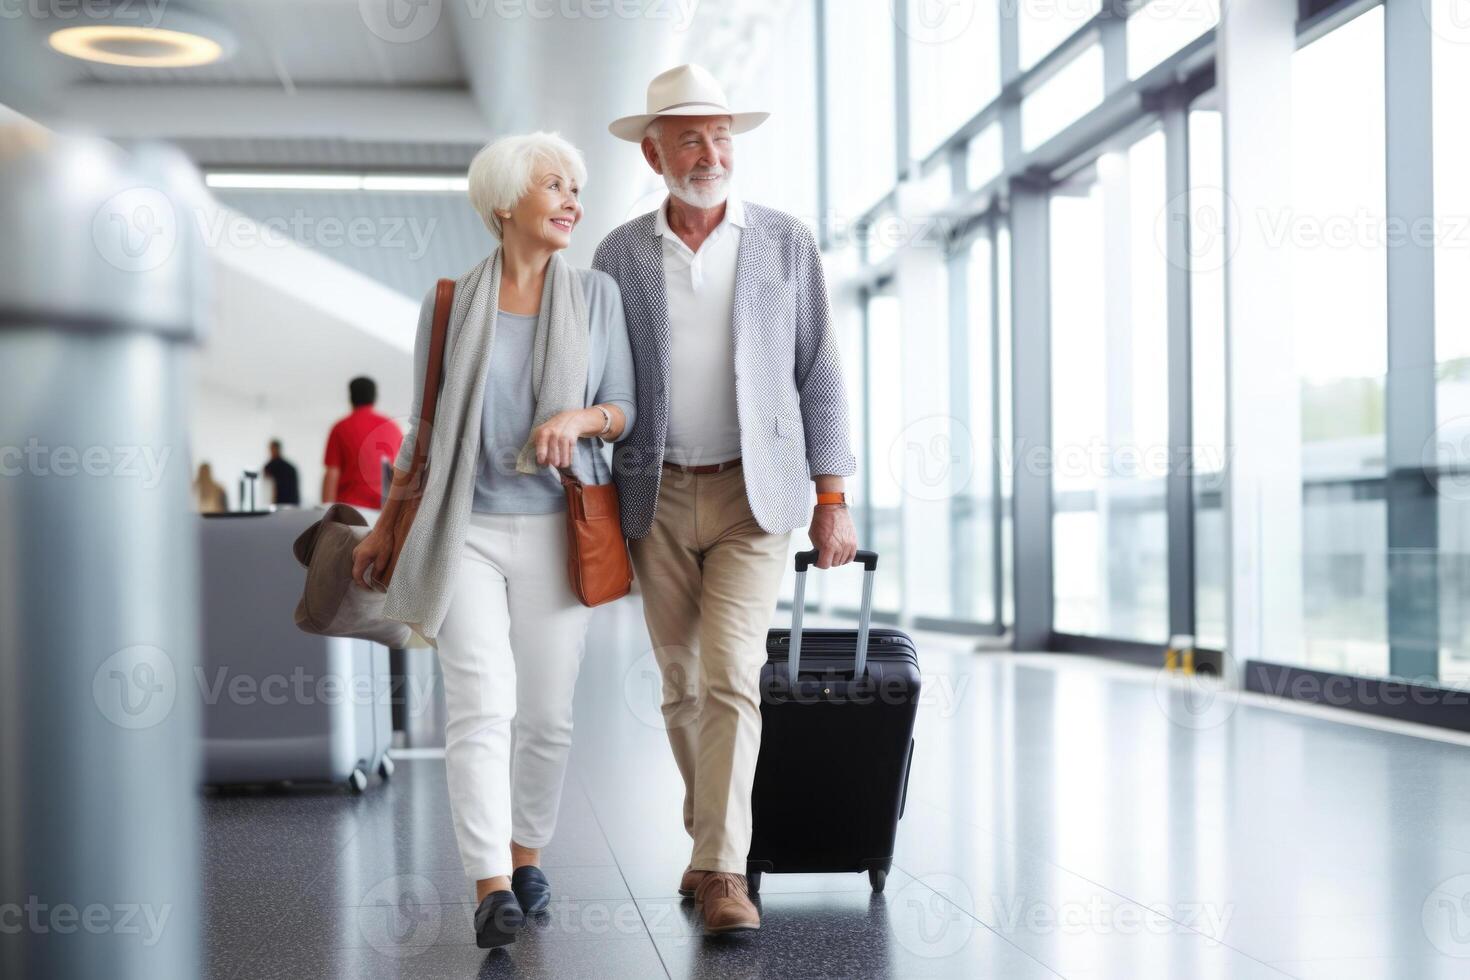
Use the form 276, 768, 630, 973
50, 26, 223, 68
205, 173, 470, 193
47, 8, 236, 68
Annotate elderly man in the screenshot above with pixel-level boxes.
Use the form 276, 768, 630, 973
593, 63, 858, 934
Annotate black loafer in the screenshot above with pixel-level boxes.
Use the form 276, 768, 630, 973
511, 865, 552, 914
474, 889, 524, 948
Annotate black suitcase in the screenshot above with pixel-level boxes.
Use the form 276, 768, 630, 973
747, 549, 920, 894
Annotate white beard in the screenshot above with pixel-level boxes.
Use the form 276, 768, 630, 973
665, 169, 730, 210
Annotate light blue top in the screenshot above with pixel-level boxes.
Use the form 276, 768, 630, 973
471, 269, 637, 515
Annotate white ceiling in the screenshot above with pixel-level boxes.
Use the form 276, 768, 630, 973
55, 0, 467, 88
0, 0, 802, 477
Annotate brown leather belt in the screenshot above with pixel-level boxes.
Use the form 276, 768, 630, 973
662, 456, 742, 475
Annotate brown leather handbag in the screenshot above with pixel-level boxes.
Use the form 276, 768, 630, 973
558, 468, 633, 607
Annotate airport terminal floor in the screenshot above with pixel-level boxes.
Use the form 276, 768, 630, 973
202, 600, 1470, 980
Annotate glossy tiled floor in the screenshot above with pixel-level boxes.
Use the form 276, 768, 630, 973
203, 599, 1470, 979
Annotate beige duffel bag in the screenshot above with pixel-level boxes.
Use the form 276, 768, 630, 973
291, 503, 413, 648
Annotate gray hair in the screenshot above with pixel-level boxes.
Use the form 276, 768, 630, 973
467, 131, 587, 239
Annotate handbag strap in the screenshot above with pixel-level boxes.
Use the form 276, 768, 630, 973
404, 278, 455, 489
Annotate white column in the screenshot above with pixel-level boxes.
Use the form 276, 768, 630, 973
893, 179, 954, 622
1219, 0, 1304, 674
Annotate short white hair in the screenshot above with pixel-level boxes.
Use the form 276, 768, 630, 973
467, 131, 587, 239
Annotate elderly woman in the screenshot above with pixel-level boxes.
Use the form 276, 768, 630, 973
351, 132, 636, 948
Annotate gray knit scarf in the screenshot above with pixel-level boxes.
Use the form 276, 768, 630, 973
382, 247, 588, 643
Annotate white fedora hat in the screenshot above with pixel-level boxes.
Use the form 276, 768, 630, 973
608, 63, 769, 143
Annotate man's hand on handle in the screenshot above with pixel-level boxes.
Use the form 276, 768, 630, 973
807, 499, 858, 569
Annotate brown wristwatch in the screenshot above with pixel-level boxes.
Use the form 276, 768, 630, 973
816, 491, 848, 507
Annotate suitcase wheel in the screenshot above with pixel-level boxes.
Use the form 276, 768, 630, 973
869, 868, 887, 893
348, 768, 368, 793
747, 871, 761, 895
379, 755, 395, 780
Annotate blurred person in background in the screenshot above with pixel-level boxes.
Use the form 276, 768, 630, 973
322, 376, 402, 510
262, 438, 300, 506
350, 132, 636, 949
192, 462, 228, 513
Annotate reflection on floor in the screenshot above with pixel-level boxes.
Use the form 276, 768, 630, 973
203, 600, 1470, 979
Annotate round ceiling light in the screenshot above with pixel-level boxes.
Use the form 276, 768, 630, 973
47, 9, 236, 68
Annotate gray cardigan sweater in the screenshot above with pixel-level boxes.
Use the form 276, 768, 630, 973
382, 260, 636, 643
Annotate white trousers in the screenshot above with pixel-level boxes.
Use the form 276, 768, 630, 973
433, 510, 595, 881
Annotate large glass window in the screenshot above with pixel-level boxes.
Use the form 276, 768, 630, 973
1019, 0, 1100, 71
1288, 6, 1389, 676
1431, 0, 1470, 680
825, 0, 897, 218
1022, 44, 1104, 151
968, 125, 1003, 190
1127, 0, 1218, 79
924, 232, 1001, 624
906, 0, 1000, 160
1050, 129, 1171, 641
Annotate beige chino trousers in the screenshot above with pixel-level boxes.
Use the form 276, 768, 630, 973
628, 463, 791, 875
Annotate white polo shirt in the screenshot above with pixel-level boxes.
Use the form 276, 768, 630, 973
655, 189, 745, 466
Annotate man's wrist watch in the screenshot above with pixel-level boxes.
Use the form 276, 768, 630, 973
816, 491, 847, 507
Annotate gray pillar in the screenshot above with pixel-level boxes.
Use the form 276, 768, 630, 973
0, 126, 209, 980
1162, 93, 1198, 641
1009, 178, 1053, 650
1384, 0, 1440, 681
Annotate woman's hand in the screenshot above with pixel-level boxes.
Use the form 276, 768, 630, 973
530, 408, 599, 469
352, 528, 395, 592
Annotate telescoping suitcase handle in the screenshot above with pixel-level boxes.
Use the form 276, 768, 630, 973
788, 549, 879, 687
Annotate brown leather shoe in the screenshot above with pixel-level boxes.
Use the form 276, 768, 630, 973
694, 872, 760, 934
678, 865, 708, 898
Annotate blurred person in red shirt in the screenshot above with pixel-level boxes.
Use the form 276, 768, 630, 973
322, 376, 403, 510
